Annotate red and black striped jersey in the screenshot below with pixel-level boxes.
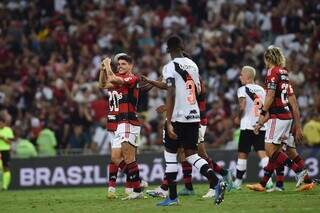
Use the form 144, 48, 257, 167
115, 73, 140, 126
265, 66, 292, 120
197, 80, 208, 126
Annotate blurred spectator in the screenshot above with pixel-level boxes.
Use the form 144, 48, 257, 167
0, 0, 318, 153
15, 139, 37, 159
36, 124, 57, 157
91, 118, 111, 155
67, 125, 90, 151
303, 113, 320, 147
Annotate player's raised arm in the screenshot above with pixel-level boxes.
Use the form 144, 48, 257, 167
98, 63, 114, 89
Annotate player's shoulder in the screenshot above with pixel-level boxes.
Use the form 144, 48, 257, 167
237, 85, 246, 92
162, 61, 175, 75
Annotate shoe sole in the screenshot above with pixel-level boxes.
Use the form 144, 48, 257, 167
215, 183, 226, 205
296, 170, 308, 188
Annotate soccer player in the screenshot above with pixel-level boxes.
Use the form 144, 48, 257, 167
0, 109, 14, 190
143, 78, 232, 198
102, 54, 143, 200
247, 46, 307, 191
233, 66, 272, 190
268, 91, 316, 192
157, 35, 226, 206
99, 54, 127, 198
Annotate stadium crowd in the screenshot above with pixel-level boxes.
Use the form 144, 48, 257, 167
0, 0, 319, 156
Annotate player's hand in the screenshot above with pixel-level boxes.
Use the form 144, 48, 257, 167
156, 105, 167, 113
167, 122, 177, 140
253, 123, 261, 135
294, 126, 304, 143
253, 115, 264, 135
102, 57, 111, 68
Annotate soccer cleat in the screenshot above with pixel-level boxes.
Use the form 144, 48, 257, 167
295, 169, 308, 188
265, 179, 274, 191
121, 192, 144, 200
140, 180, 149, 189
266, 186, 284, 192
223, 170, 233, 191
297, 182, 316, 192
232, 179, 242, 190
146, 186, 168, 198
178, 187, 195, 196
125, 187, 133, 196
107, 187, 118, 199
156, 197, 179, 206
214, 180, 226, 205
202, 188, 215, 198
246, 183, 265, 192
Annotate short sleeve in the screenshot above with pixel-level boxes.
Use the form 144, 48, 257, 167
162, 62, 175, 81
237, 86, 246, 98
265, 68, 278, 90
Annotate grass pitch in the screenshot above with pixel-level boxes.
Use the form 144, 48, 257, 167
1, 183, 319, 213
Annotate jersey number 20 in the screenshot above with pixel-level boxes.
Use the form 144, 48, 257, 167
108, 91, 121, 112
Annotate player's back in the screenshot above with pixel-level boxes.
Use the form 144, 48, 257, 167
163, 57, 200, 123
106, 87, 119, 132
238, 83, 266, 130
265, 66, 292, 120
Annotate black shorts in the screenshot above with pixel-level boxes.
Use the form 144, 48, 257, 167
0, 150, 11, 168
238, 130, 265, 154
164, 122, 199, 152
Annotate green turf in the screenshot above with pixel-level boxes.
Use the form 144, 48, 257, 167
1, 183, 319, 213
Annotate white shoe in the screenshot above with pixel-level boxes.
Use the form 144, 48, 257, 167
266, 178, 274, 190
140, 180, 148, 188
122, 192, 144, 200
146, 186, 168, 198
202, 188, 215, 198
232, 179, 242, 190
296, 170, 307, 188
266, 186, 284, 192
107, 187, 117, 199
125, 187, 133, 196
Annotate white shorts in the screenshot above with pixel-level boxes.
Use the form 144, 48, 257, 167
285, 133, 296, 148
108, 131, 120, 149
265, 118, 293, 145
198, 125, 207, 143
113, 123, 141, 147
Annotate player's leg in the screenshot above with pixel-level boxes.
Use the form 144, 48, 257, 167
182, 122, 226, 205
177, 148, 195, 196
120, 124, 143, 200
234, 130, 252, 189
157, 122, 179, 206
1, 151, 11, 190
274, 165, 285, 191
248, 119, 306, 191
254, 130, 273, 190
286, 145, 316, 191
197, 142, 232, 197
107, 147, 121, 198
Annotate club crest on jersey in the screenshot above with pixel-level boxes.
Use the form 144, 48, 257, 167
124, 77, 132, 82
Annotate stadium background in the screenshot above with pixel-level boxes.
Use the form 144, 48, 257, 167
0, 0, 320, 189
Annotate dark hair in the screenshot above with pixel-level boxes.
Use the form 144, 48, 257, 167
117, 54, 133, 64
166, 35, 184, 52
